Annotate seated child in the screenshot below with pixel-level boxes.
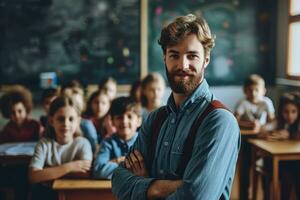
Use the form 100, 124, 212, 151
60, 79, 84, 98
263, 92, 300, 139
84, 90, 115, 142
29, 96, 93, 199
261, 92, 300, 199
98, 77, 117, 101
61, 80, 99, 153
93, 96, 141, 179
40, 88, 58, 128
235, 74, 275, 131
0, 86, 43, 143
140, 72, 166, 120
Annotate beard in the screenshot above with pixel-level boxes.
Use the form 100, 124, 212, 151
165, 64, 204, 94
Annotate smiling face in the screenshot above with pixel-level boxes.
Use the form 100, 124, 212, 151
112, 110, 141, 141
164, 34, 209, 95
282, 103, 299, 125
10, 102, 27, 126
49, 105, 80, 144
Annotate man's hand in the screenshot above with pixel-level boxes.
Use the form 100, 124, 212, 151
125, 150, 148, 177
110, 156, 126, 164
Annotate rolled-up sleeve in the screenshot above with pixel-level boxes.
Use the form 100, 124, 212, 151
166, 109, 240, 200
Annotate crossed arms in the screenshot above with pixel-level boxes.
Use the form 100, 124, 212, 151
125, 150, 182, 199
112, 109, 240, 200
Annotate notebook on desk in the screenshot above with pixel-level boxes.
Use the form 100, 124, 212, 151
0, 142, 36, 156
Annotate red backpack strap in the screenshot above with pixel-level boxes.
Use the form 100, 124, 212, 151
149, 106, 169, 164
176, 100, 228, 176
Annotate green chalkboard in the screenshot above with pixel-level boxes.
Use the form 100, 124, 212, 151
148, 0, 277, 85
0, 0, 141, 87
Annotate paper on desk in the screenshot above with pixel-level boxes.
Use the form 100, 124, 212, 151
0, 142, 37, 156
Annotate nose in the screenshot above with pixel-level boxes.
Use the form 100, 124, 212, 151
63, 118, 70, 127
179, 56, 189, 69
121, 115, 129, 124
12, 111, 20, 119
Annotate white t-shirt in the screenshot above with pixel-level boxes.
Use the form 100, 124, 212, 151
235, 96, 275, 125
30, 136, 93, 169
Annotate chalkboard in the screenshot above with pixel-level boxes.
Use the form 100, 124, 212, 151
0, 0, 141, 87
148, 0, 277, 85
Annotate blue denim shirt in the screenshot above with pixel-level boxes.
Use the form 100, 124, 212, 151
93, 133, 138, 179
112, 79, 240, 200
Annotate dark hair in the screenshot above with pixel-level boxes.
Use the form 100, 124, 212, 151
0, 86, 33, 119
277, 92, 300, 138
46, 96, 82, 139
61, 79, 84, 96
140, 73, 165, 107
84, 90, 110, 118
158, 14, 215, 57
130, 80, 142, 102
109, 96, 141, 118
41, 88, 59, 102
243, 74, 265, 89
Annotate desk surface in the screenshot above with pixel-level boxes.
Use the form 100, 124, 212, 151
240, 129, 258, 136
53, 179, 112, 190
248, 139, 300, 154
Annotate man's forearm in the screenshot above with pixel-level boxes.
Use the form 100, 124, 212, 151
147, 180, 183, 200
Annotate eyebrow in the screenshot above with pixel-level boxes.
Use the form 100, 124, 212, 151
167, 49, 200, 54
167, 50, 179, 54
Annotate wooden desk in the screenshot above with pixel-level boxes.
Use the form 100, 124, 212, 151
249, 139, 300, 200
52, 179, 116, 200
240, 129, 258, 136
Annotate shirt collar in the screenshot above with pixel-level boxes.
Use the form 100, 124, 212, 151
166, 79, 212, 112
114, 132, 138, 146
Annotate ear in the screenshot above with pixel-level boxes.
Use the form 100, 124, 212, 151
204, 56, 210, 69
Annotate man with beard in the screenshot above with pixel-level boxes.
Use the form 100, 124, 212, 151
112, 14, 240, 200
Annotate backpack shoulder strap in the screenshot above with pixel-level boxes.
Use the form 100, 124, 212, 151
176, 100, 228, 176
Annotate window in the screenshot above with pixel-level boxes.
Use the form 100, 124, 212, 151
287, 0, 300, 78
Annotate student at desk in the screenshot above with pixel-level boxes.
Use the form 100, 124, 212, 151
235, 74, 275, 132
93, 97, 141, 179
29, 97, 93, 200
0, 86, 43, 200
260, 92, 300, 199
234, 74, 275, 200
0, 86, 43, 143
